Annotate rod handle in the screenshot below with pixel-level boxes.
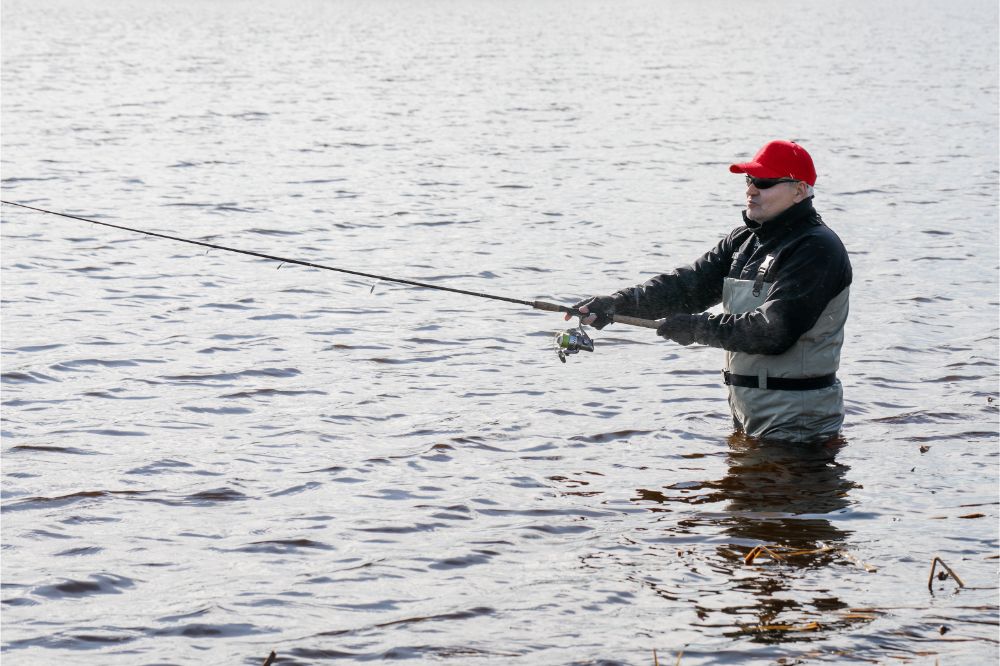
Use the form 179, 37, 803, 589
532, 300, 662, 330
612, 314, 663, 330
531, 300, 576, 314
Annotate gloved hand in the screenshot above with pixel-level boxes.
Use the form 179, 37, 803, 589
656, 313, 697, 345
567, 294, 620, 330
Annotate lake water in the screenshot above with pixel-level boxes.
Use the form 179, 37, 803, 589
2, 0, 998, 664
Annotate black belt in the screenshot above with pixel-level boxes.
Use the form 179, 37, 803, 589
722, 370, 837, 391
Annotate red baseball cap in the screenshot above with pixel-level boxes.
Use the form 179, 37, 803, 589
729, 140, 817, 186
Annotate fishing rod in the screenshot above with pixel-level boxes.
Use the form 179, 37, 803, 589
1, 200, 660, 360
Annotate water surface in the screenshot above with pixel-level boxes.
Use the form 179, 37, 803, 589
2, 0, 998, 664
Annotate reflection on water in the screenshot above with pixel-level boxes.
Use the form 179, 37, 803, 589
634, 436, 861, 642
715, 436, 858, 640
636, 435, 856, 547
716, 434, 856, 550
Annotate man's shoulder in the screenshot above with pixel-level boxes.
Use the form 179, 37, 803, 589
791, 216, 852, 276
802, 216, 847, 252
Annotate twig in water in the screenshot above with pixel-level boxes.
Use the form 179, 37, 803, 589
743, 544, 834, 564
652, 647, 684, 664
743, 621, 821, 633
928, 556, 966, 593
742, 544, 872, 570
262, 650, 277, 666
743, 544, 785, 564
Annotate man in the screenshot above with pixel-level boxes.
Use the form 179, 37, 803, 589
570, 140, 852, 443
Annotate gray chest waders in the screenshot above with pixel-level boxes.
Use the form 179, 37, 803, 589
722, 256, 850, 442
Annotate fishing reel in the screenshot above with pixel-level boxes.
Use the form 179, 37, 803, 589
554, 325, 594, 363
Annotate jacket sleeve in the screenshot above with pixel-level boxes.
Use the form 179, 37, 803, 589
691, 231, 852, 354
614, 230, 742, 319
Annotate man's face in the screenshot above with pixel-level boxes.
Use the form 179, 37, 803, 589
744, 177, 805, 223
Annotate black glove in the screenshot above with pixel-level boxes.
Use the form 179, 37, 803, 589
571, 294, 621, 330
656, 313, 697, 345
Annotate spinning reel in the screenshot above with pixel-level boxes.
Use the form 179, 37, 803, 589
553, 323, 594, 363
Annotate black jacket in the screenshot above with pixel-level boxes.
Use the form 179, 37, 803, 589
614, 198, 852, 355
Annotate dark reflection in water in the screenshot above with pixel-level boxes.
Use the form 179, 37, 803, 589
714, 434, 857, 550
635, 435, 862, 642
639, 435, 856, 546
714, 435, 859, 640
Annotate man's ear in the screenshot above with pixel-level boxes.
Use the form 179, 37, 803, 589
793, 181, 811, 202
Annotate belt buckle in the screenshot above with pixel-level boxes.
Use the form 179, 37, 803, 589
722, 369, 732, 386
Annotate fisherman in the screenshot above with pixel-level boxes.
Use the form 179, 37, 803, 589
570, 140, 852, 443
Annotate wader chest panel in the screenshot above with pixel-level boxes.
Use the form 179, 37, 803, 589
722, 276, 849, 442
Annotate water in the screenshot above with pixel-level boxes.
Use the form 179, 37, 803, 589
2, 0, 998, 663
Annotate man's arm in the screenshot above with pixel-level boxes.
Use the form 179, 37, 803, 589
614, 230, 743, 319
676, 232, 852, 354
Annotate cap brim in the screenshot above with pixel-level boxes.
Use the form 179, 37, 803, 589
729, 162, 785, 179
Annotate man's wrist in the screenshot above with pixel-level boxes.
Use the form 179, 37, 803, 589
612, 288, 637, 316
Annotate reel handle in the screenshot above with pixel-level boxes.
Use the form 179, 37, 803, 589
531, 300, 662, 330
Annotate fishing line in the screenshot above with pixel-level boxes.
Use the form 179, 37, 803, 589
2, 200, 553, 306
1, 200, 659, 339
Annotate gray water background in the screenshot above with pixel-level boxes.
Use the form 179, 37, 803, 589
2, 0, 998, 664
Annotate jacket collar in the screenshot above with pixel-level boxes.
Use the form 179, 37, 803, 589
742, 197, 819, 242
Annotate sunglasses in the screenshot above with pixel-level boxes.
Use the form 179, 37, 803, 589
745, 175, 800, 189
